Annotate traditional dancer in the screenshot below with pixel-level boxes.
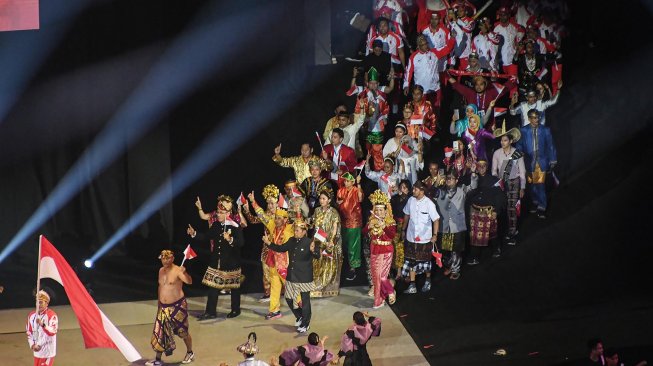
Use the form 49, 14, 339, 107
336, 172, 363, 281
145, 250, 194, 366
364, 190, 397, 308
259, 208, 293, 320
277, 332, 334, 366
267, 219, 321, 333
311, 189, 343, 298
27, 290, 58, 366
336, 311, 382, 366
235, 332, 269, 366
187, 201, 244, 319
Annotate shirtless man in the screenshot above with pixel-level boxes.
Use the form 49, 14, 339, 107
145, 250, 194, 366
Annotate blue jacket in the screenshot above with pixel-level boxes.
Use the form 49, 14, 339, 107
516, 125, 557, 172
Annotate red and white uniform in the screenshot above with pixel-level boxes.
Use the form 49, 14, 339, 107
449, 16, 475, 67
347, 86, 390, 134
415, 0, 448, 34
27, 309, 58, 365
472, 31, 500, 70
404, 37, 454, 93
366, 20, 406, 48
493, 20, 524, 67
367, 32, 404, 66
421, 24, 451, 72
513, 1, 538, 28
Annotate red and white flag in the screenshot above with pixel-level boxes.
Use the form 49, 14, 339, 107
354, 160, 365, 170
432, 250, 443, 268
225, 216, 239, 227
183, 244, 197, 260
237, 192, 247, 206
314, 227, 328, 242
515, 199, 521, 217
492, 82, 505, 96
37, 236, 141, 362
494, 107, 507, 117
421, 126, 435, 141
291, 186, 303, 198
321, 250, 333, 258
401, 144, 413, 155
277, 194, 289, 209
380, 174, 389, 183
536, 68, 548, 79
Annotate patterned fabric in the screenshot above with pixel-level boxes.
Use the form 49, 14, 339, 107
440, 232, 466, 252
363, 236, 372, 286
401, 259, 432, 277
272, 154, 330, 184
403, 240, 433, 262
392, 234, 405, 270
311, 206, 343, 297
202, 267, 244, 289
244, 205, 277, 296
337, 187, 362, 228
150, 298, 189, 356
505, 177, 520, 236
285, 281, 316, 308
469, 204, 498, 247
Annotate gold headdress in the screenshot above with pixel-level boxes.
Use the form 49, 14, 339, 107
262, 184, 280, 201
307, 158, 323, 169
293, 218, 308, 230
158, 249, 174, 259
369, 189, 390, 206
236, 332, 259, 355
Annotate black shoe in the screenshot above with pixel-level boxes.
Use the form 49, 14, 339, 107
345, 269, 357, 281
492, 249, 502, 258
227, 310, 241, 318
467, 259, 480, 266
197, 313, 217, 320
537, 210, 547, 219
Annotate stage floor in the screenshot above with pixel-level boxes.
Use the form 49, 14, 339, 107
0, 286, 428, 365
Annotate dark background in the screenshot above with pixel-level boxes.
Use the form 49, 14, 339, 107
1, 0, 652, 364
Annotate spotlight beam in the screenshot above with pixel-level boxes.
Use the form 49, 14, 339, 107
90, 51, 322, 262
0, 4, 280, 263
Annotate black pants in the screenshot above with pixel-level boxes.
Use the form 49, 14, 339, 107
286, 291, 311, 328
205, 287, 240, 315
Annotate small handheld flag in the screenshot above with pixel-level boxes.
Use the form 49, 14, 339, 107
314, 227, 328, 242
237, 192, 247, 206
278, 194, 289, 209
180, 244, 198, 267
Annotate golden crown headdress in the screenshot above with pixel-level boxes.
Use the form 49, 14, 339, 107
262, 184, 280, 201
369, 189, 390, 206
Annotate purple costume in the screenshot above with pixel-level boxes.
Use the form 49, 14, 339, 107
279, 343, 334, 366
462, 127, 495, 162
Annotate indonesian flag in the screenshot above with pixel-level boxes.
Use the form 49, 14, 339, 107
354, 160, 365, 170
380, 174, 389, 183
421, 126, 434, 141
432, 250, 443, 268
536, 68, 548, 79
291, 186, 303, 198
278, 194, 289, 209
237, 192, 247, 206
321, 250, 333, 258
494, 107, 507, 117
183, 244, 198, 260
37, 236, 141, 362
492, 82, 505, 96
515, 199, 521, 217
401, 144, 413, 155
314, 227, 328, 242
498, 179, 505, 191
224, 216, 239, 227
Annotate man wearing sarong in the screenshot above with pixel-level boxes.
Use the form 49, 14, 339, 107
145, 250, 194, 366
267, 219, 321, 333
187, 201, 244, 319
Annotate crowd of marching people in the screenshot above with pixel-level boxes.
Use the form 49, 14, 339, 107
138, 0, 570, 365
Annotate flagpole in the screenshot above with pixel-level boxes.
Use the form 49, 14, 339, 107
36, 235, 42, 314
180, 257, 187, 267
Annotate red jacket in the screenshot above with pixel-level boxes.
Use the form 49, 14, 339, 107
323, 144, 357, 174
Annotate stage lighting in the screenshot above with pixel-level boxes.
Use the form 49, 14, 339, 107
83, 259, 93, 268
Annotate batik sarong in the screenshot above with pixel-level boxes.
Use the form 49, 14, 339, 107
150, 297, 189, 356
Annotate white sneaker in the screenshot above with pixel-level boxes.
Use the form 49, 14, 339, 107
295, 317, 303, 326
297, 325, 310, 333
145, 360, 162, 366
181, 351, 195, 364
372, 302, 385, 310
